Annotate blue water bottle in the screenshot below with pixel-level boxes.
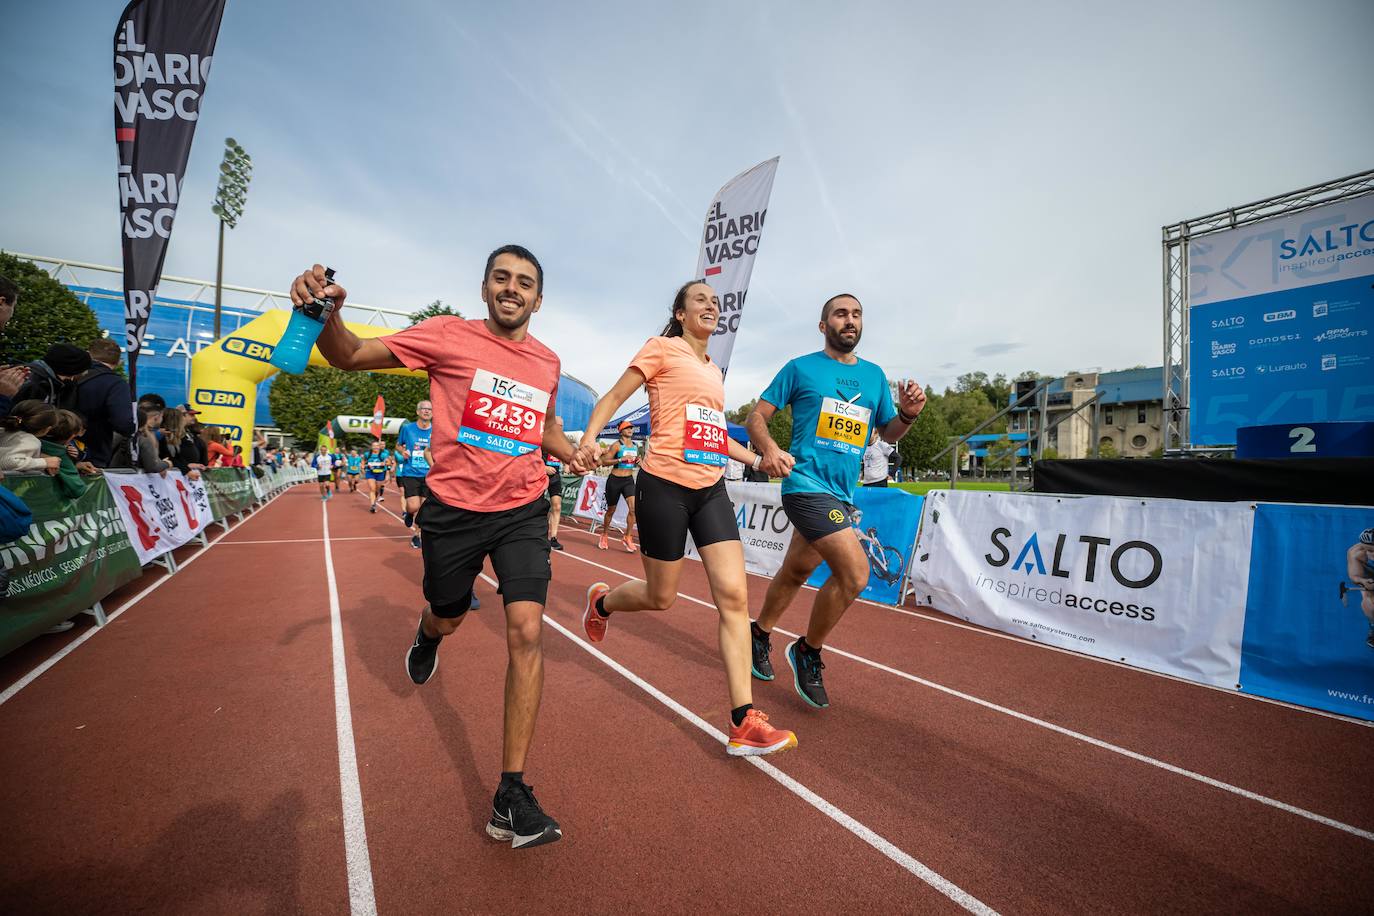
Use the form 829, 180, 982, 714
269, 267, 337, 374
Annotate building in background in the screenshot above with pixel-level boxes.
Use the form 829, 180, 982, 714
1013, 367, 1164, 459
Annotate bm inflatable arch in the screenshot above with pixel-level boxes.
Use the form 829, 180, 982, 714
188, 311, 598, 455
187, 311, 420, 455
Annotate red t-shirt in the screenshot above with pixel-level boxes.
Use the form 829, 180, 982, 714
381, 317, 560, 512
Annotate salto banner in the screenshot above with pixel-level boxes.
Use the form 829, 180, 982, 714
806, 488, 923, 606
114, 0, 227, 386
696, 157, 779, 377
1187, 192, 1374, 445
911, 490, 1255, 688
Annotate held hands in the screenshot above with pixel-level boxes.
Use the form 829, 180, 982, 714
759, 446, 795, 478
569, 441, 601, 475
896, 379, 927, 420
290, 264, 347, 323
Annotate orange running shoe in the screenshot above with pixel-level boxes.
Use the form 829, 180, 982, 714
597, 532, 609, 550
621, 535, 636, 553
727, 709, 797, 757
583, 582, 610, 643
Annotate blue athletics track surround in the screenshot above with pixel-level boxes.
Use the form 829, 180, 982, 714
0, 481, 1370, 913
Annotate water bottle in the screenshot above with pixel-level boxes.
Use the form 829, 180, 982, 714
269, 267, 337, 374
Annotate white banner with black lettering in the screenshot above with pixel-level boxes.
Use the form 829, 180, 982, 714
697, 157, 779, 377
685, 481, 795, 576
910, 489, 1254, 688
104, 470, 212, 565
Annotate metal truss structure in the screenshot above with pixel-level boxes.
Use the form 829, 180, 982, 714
1160, 169, 1374, 450
12, 252, 414, 328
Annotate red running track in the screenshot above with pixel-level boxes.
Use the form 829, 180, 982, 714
1, 482, 1370, 914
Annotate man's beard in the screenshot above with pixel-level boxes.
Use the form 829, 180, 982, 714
825, 324, 861, 353
489, 294, 530, 330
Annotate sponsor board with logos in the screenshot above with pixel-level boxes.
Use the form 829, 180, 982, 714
912, 489, 1254, 687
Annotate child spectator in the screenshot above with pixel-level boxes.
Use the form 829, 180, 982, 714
39, 409, 88, 500
111, 406, 171, 475
160, 407, 206, 480
0, 401, 62, 475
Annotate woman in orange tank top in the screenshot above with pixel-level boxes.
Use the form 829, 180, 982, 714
571, 281, 797, 758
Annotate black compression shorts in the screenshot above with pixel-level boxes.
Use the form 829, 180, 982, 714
417, 494, 551, 615
605, 473, 635, 509
634, 469, 738, 562
399, 476, 430, 499
547, 473, 562, 500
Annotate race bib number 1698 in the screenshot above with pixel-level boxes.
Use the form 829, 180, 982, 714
458, 369, 550, 457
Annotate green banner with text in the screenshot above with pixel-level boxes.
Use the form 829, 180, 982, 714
203, 468, 256, 520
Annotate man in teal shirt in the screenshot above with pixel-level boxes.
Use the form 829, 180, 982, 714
746, 293, 926, 708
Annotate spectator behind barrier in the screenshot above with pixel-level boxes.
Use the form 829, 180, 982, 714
160, 407, 206, 480
110, 406, 171, 476
14, 343, 91, 407
39, 409, 89, 500
203, 426, 234, 467
69, 338, 136, 467
229, 444, 245, 468
0, 401, 62, 475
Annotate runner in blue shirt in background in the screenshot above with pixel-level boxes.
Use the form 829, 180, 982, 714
746, 293, 926, 709
363, 439, 393, 514
345, 448, 363, 492
331, 450, 346, 493
396, 400, 435, 549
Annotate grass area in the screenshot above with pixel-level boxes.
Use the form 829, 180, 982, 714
893, 480, 1012, 495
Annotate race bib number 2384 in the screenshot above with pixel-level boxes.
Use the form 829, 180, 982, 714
684, 404, 728, 466
458, 369, 550, 457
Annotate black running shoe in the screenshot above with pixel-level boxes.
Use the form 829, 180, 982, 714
406, 617, 441, 684
403, 511, 414, 528
486, 781, 562, 849
786, 639, 829, 708
549, 537, 564, 551
369, 505, 377, 514
751, 625, 774, 681
410, 534, 421, 549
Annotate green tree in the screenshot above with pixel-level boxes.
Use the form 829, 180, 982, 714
727, 399, 757, 425
268, 364, 430, 446
0, 252, 103, 365
408, 299, 462, 325
1097, 438, 1119, 459
897, 399, 950, 473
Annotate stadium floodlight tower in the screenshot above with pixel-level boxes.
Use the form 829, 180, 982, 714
211, 137, 253, 340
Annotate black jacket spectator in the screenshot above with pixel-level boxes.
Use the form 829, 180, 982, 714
68, 343, 135, 466
15, 344, 91, 406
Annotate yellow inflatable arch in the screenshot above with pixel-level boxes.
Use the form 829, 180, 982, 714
188, 310, 421, 455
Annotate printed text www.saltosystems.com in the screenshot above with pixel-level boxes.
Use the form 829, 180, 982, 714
1011, 618, 1096, 645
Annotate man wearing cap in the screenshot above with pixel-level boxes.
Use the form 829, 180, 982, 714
15, 343, 91, 407
69, 338, 136, 468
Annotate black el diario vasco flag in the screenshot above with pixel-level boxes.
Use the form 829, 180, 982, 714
114, 0, 226, 389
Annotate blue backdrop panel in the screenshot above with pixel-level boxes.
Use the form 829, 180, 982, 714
1239, 504, 1374, 721
1190, 274, 1374, 445
805, 488, 923, 605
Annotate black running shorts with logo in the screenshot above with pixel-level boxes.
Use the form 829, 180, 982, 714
634, 469, 739, 562
417, 494, 551, 615
781, 492, 859, 544
605, 473, 635, 508
399, 476, 430, 499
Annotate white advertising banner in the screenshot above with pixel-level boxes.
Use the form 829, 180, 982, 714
1188, 192, 1374, 306
570, 476, 629, 531
104, 470, 210, 565
696, 157, 779, 376
336, 414, 407, 436
685, 481, 796, 577
180, 473, 216, 530
911, 490, 1254, 688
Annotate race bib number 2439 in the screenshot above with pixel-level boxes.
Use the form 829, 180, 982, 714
458, 369, 550, 457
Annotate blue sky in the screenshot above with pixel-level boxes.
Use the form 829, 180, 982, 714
4, 0, 1373, 411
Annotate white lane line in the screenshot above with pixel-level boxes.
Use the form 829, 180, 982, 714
550, 547, 1374, 843
321, 501, 378, 915
554, 524, 1371, 727
221, 536, 410, 545
475, 571, 996, 915
0, 489, 287, 708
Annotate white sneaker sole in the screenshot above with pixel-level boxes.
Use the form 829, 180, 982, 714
727, 733, 798, 757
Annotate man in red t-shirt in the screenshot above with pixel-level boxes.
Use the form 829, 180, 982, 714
292, 245, 577, 850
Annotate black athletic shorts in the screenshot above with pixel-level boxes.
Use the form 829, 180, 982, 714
782, 492, 859, 544
605, 473, 635, 508
547, 473, 562, 500
634, 468, 738, 562
399, 476, 430, 499
417, 494, 551, 616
